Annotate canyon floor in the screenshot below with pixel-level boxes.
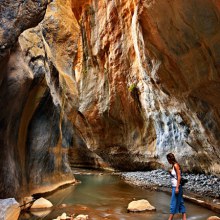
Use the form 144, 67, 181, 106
120, 169, 220, 214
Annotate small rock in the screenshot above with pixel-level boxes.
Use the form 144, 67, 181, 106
74, 214, 89, 220
127, 199, 156, 212
60, 212, 67, 220
30, 197, 53, 209
213, 199, 220, 204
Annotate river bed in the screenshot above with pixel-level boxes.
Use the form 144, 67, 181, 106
19, 169, 220, 220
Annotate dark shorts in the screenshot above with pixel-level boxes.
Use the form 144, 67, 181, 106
170, 186, 186, 214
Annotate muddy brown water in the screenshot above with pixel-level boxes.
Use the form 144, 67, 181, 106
19, 169, 220, 220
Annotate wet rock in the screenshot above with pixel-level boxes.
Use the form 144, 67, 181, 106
213, 199, 220, 205
20, 196, 34, 210
52, 212, 72, 220
30, 197, 53, 209
127, 199, 156, 212
31, 209, 52, 218
60, 213, 68, 219
207, 216, 220, 220
121, 169, 220, 198
0, 198, 20, 220
74, 214, 89, 220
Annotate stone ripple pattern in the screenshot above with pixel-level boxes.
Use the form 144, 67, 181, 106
121, 169, 220, 198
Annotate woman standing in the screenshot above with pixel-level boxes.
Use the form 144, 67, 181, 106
166, 153, 187, 220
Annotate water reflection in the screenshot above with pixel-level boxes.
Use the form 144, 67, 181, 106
19, 170, 219, 220
30, 209, 51, 218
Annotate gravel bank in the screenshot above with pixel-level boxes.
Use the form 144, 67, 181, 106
120, 169, 220, 199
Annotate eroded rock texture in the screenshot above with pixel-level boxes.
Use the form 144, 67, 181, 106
71, 0, 220, 173
0, 0, 77, 199
0, 0, 50, 59
0, 0, 220, 199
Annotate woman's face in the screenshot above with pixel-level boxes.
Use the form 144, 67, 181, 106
167, 158, 173, 164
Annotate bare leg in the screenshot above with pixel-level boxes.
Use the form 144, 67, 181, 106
168, 214, 174, 220
182, 213, 186, 220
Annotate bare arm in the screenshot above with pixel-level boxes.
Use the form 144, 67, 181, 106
174, 163, 181, 193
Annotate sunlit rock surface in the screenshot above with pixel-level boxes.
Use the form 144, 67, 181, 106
30, 197, 53, 209
70, 0, 220, 173
127, 199, 156, 212
0, 0, 220, 199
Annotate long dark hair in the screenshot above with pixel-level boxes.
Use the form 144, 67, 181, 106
166, 153, 177, 164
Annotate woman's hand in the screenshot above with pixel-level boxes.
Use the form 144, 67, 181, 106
175, 187, 179, 194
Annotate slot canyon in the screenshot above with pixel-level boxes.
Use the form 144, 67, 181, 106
0, 0, 220, 206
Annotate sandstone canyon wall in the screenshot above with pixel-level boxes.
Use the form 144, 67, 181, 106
0, 0, 76, 199
0, 0, 220, 199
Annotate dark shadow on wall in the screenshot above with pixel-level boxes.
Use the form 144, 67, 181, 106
68, 128, 105, 170
25, 89, 74, 187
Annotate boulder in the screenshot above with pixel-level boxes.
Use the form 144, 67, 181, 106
127, 199, 156, 212
0, 198, 20, 220
30, 197, 53, 209
207, 217, 220, 220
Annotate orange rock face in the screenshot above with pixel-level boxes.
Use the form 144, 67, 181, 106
69, 0, 220, 173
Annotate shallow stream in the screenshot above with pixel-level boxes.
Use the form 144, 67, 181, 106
19, 169, 220, 220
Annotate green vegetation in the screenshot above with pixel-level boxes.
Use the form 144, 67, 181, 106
104, 67, 108, 75
85, 5, 96, 27
82, 67, 88, 76
128, 83, 137, 92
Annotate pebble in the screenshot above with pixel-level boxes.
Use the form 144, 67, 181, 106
120, 169, 220, 198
